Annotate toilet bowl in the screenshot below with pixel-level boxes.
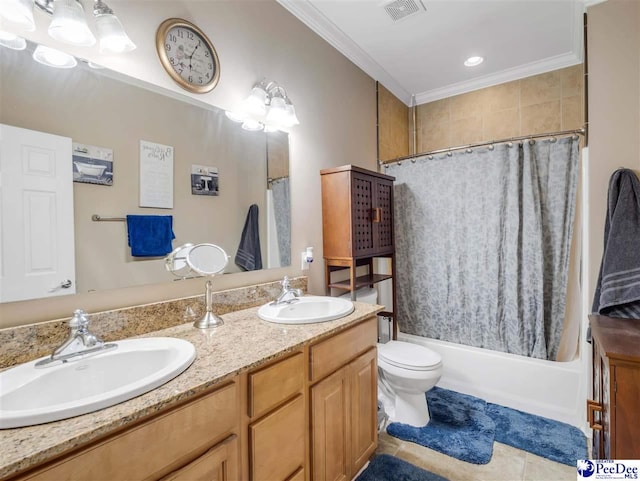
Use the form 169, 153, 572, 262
341, 287, 443, 427
377, 340, 442, 426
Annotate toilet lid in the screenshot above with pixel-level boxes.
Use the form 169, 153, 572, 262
378, 341, 441, 371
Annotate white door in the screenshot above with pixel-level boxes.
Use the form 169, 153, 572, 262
0, 124, 75, 302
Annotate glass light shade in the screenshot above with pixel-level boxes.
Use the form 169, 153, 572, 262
95, 13, 135, 53
32, 44, 77, 68
244, 86, 267, 116
48, 0, 96, 46
283, 103, 300, 127
0, 0, 35, 31
241, 118, 264, 132
225, 111, 246, 123
265, 97, 288, 125
0, 30, 27, 50
263, 125, 280, 133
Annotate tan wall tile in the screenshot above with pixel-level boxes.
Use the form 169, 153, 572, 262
417, 98, 450, 123
484, 108, 521, 140
521, 71, 561, 107
419, 121, 451, 152
378, 83, 409, 161
483, 80, 520, 113
521, 100, 561, 134
450, 89, 485, 120
561, 64, 583, 98
562, 95, 584, 130
450, 116, 483, 145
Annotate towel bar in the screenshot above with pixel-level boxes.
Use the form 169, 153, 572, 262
92, 215, 126, 222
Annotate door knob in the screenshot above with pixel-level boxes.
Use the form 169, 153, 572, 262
49, 279, 73, 292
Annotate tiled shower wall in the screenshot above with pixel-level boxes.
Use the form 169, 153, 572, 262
415, 65, 584, 153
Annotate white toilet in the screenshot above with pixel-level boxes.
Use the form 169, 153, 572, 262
342, 288, 443, 427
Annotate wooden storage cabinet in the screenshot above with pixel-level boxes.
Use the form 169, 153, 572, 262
320, 165, 397, 337
588, 315, 640, 459
310, 319, 378, 481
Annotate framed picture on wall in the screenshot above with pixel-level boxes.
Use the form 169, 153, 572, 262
191, 164, 219, 196
72, 143, 113, 186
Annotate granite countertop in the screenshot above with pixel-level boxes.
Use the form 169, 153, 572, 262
1, 302, 383, 479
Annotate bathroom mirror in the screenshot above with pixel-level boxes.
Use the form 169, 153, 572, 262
187, 244, 229, 276
0, 41, 291, 304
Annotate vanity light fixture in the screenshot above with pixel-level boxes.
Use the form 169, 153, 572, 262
0, 0, 35, 31
0, 30, 27, 50
32, 43, 77, 68
464, 56, 484, 67
225, 79, 300, 132
20, 0, 136, 52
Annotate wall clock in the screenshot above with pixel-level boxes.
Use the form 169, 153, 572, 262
156, 18, 220, 94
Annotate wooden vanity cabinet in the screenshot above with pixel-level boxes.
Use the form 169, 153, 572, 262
588, 315, 640, 459
310, 317, 378, 481
13, 380, 240, 481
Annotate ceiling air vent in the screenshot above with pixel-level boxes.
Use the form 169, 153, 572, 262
383, 0, 426, 22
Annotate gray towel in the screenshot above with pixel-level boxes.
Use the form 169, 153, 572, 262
235, 204, 262, 271
592, 168, 640, 318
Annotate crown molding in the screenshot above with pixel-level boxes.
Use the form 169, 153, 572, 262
414, 52, 582, 105
582, 0, 608, 7
276, 0, 412, 104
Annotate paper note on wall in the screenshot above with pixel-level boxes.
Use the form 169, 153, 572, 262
139, 140, 174, 209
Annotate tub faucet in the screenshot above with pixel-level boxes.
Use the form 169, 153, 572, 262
271, 276, 303, 305
36, 309, 116, 367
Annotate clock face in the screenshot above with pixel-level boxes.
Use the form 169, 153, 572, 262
156, 19, 220, 93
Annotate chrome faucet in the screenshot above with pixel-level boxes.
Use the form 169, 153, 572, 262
36, 309, 116, 367
271, 276, 303, 305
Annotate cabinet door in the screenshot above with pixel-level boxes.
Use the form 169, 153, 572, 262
350, 348, 378, 473
592, 342, 603, 458
613, 365, 640, 458
311, 367, 349, 481
162, 435, 239, 481
373, 178, 394, 255
351, 173, 376, 258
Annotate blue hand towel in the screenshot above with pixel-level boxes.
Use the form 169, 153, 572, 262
126, 215, 175, 257
592, 169, 640, 318
235, 204, 262, 271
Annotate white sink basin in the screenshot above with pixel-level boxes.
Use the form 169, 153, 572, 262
0, 337, 195, 429
258, 296, 354, 324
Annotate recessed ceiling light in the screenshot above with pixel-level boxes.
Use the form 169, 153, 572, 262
464, 56, 484, 67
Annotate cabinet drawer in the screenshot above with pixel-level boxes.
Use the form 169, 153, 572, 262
161, 434, 238, 481
248, 352, 304, 418
310, 317, 377, 383
249, 395, 305, 481
20, 381, 238, 481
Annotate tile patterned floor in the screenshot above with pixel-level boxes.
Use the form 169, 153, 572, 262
377, 431, 576, 481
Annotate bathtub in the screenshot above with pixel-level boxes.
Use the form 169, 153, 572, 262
398, 332, 587, 430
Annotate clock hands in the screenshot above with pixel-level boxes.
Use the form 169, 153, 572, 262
186, 43, 200, 71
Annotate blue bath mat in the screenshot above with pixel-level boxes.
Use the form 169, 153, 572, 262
486, 402, 587, 466
356, 454, 449, 481
387, 387, 496, 464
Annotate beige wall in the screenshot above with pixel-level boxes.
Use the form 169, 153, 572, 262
587, 0, 640, 300
0, 1, 377, 327
416, 65, 584, 153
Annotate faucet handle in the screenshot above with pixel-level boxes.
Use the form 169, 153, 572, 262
70, 309, 90, 329
281, 276, 290, 289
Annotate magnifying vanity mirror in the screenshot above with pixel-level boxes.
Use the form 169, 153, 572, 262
166, 243, 229, 329
0, 40, 291, 306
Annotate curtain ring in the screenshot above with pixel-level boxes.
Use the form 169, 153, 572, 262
572, 134, 579, 140
397, 161, 402, 166
488, 145, 494, 151
411, 159, 416, 163
465, 148, 473, 154
428, 155, 434, 160
383, 164, 389, 169
528, 139, 535, 145
447, 151, 453, 157
550, 137, 557, 143
507, 142, 513, 148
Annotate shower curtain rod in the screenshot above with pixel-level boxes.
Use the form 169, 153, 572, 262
267, 175, 289, 184
379, 127, 585, 166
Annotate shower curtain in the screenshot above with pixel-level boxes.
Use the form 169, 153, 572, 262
387, 137, 579, 360
271, 177, 291, 267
